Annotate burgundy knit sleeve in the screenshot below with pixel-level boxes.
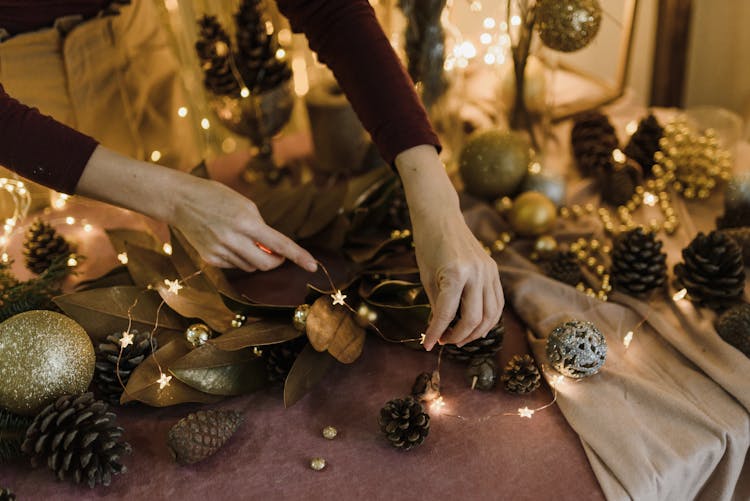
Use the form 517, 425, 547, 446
0, 84, 98, 194
276, 0, 441, 165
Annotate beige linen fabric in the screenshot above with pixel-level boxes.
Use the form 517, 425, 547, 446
0, 0, 201, 181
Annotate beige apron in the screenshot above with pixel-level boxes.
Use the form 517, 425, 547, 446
0, 0, 202, 202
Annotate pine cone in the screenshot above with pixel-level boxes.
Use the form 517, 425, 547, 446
167, 409, 244, 465
501, 354, 541, 394
442, 321, 504, 362
715, 303, 750, 358
571, 112, 619, 177
21, 393, 131, 488
465, 356, 497, 390
719, 227, 750, 264
611, 228, 667, 295
624, 114, 663, 177
0, 409, 32, 462
0, 488, 15, 501
23, 220, 72, 275
263, 336, 307, 382
378, 396, 430, 450
235, 0, 291, 92
598, 158, 643, 206
717, 203, 750, 230
196, 15, 240, 96
540, 250, 583, 286
94, 330, 156, 405
674, 231, 746, 310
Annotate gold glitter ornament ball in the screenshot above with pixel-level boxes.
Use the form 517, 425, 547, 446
536, 0, 602, 53
459, 129, 531, 200
508, 192, 558, 237
0, 311, 95, 415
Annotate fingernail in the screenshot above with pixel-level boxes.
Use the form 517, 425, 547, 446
307, 261, 318, 272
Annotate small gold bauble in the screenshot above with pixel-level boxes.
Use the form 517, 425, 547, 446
459, 129, 531, 200
293, 304, 311, 331
322, 426, 338, 440
493, 196, 514, 214
508, 192, 558, 237
355, 303, 378, 328
185, 323, 212, 347
0, 311, 95, 415
533, 235, 558, 256
310, 457, 326, 471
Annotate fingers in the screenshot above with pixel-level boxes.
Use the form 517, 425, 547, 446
226, 234, 285, 272
257, 225, 318, 273
440, 280, 482, 346
423, 273, 463, 351
458, 285, 499, 347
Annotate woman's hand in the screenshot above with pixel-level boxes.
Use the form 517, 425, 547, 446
77, 145, 317, 273
395, 145, 504, 351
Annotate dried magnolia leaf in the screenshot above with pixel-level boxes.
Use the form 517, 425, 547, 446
169, 344, 268, 396
364, 280, 427, 306
343, 165, 391, 210
258, 184, 306, 227
305, 296, 366, 364
364, 300, 430, 344
304, 213, 350, 250
125, 243, 178, 288
106, 228, 160, 254
297, 181, 347, 239
74, 265, 133, 291
121, 340, 223, 406
155, 281, 235, 333
346, 235, 412, 264
54, 286, 185, 341
283, 343, 335, 407
169, 227, 236, 296
189, 160, 210, 179
273, 182, 316, 238
210, 319, 302, 351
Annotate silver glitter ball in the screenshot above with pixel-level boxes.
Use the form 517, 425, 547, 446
185, 323, 212, 347
322, 426, 338, 440
546, 320, 607, 378
310, 457, 326, 471
293, 304, 310, 332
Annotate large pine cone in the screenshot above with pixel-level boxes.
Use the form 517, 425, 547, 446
378, 396, 430, 451
719, 227, 750, 264
717, 204, 750, 230
571, 111, 619, 177
715, 303, 750, 358
167, 409, 244, 465
196, 15, 240, 96
21, 393, 131, 488
23, 220, 71, 275
235, 0, 291, 92
263, 336, 307, 383
500, 354, 541, 394
611, 228, 667, 295
94, 330, 156, 405
675, 231, 746, 310
443, 321, 504, 363
623, 114, 663, 177
598, 158, 643, 206
540, 251, 583, 286
0, 409, 32, 462
0, 488, 15, 501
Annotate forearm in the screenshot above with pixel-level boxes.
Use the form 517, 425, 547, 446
395, 145, 460, 221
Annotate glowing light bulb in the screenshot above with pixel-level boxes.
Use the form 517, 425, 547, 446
240, 87, 250, 98
612, 148, 626, 163
643, 192, 657, 207
117, 252, 128, 264
275, 48, 286, 60
480, 33, 492, 44
150, 150, 162, 162
162, 243, 173, 255
623, 331, 634, 348
83, 223, 93, 232
529, 162, 542, 174
67, 256, 78, 267
157, 373, 172, 389
510, 15, 521, 26
484, 53, 496, 65
626, 120, 638, 135
200, 118, 210, 130
672, 288, 688, 301
483, 17, 496, 29
518, 407, 534, 418
177, 106, 188, 117
65, 216, 75, 225
1, 253, 8, 263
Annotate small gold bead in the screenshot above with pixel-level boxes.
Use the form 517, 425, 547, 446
322, 426, 338, 440
595, 265, 605, 276
576, 283, 586, 292
576, 250, 587, 260
602, 274, 611, 285
589, 239, 600, 251
586, 256, 597, 268
494, 196, 514, 214
310, 457, 326, 471
635, 186, 645, 195
492, 240, 506, 253
560, 207, 571, 218
570, 243, 581, 253
602, 283, 612, 292
601, 245, 611, 254
584, 203, 595, 214
500, 232, 512, 244
571, 205, 583, 216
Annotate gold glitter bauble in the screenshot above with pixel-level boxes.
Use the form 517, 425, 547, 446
459, 129, 531, 200
293, 304, 310, 331
310, 457, 326, 471
0, 311, 94, 415
322, 425, 338, 440
536, 0, 602, 53
508, 192, 558, 237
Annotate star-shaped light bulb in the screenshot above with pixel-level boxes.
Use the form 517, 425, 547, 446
120, 331, 134, 349
157, 373, 172, 390
331, 290, 347, 306
623, 331, 634, 348
419, 333, 426, 345
164, 278, 183, 295
518, 407, 535, 419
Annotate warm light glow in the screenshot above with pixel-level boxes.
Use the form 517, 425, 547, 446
157, 373, 172, 390
518, 407, 535, 419
150, 150, 162, 162
626, 120, 638, 135
529, 162, 542, 174
331, 290, 347, 306
240, 87, 250, 98
65, 216, 75, 225
483, 17, 496, 29
177, 106, 188, 117
623, 331, 634, 348
164, 278, 183, 295
52, 192, 69, 209
120, 331, 134, 348
550, 375, 565, 388
162, 243, 173, 255
454, 41, 477, 59
277, 28, 292, 46
419, 333, 426, 345
672, 288, 688, 301
510, 15, 521, 26
117, 252, 129, 264
67, 256, 78, 267
430, 396, 446, 414
470, 1, 482, 12
1, 253, 8, 263
200, 118, 210, 130
222, 137, 237, 153
612, 148, 626, 163
480, 33, 492, 44
0, 237, 6, 246
292, 56, 309, 96
264, 20, 274, 35
83, 223, 93, 232
275, 48, 286, 60
483, 53, 496, 65
164, 0, 178, 11
643, 191, 657, 207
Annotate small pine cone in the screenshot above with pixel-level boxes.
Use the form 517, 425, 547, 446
263, 336, 307, 383
0, 488, 15, 501
501, 354, 541, 394
598, 158, 643, 206
21, 393, 131, 488
719, 227, 750, 264
715, 303, 750, 358
94, 330, 156, 405
611, 228, 667, 295
195, 15, 240, 96
571, 112, 619, 177
235, 0, 291, 92
443, 321, 504, 363
23, 220, 71, 274
540, 251, 583, 286
623, 114, 663, 177
167, 409, 244, 465
465, 356, 498, 390
717, 204, 750, 230
675, 231, 746, 310
378, 397, 430, 451
0, 409, 33, 462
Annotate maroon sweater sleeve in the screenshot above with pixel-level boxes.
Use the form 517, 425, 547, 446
0, 84, 97, 194
276, 0, 441, 165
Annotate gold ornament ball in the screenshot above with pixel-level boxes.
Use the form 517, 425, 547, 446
536, 0, 602, 53
186, 323, 212, 347
293, 304, 310, 332
534, 235, 558, 256
508, 192, 558, 237
0, 311, 94, 415
355, 303, 377, 328
459, 129, 531, 200
310, 457, 326, 471
322, 426, 338, 440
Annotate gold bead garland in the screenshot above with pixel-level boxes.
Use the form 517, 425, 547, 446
569, 237, 611, 301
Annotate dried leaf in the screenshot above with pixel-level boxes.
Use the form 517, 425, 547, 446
345, 235, 412, 264
121, 340, 222, 406
189, 160, 210, 179
54, 286, 185, 341
125, 243, 178, 288
74, 265, 133, 291
364, 300, 431, 344
258, 184, 306, 227
343, 165, 391, 210
305, 296, 365, 364
169, 227, 236, 296
283, 344, 335, 407
169, 344, 268, 396
106, 228, 160, 254
273, 182, 316, 237
364, 280, 427, 305
297, 181, 347, 238
210, 319, 302, 351
155, 281, 235, 333
304, 213, 350, 250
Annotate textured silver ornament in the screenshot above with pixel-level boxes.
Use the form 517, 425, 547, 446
310, 457, 326, 471
546, 320, 607, 378
293, 304, 310, 331
185, 323, 212, 347
536, 0, 602, 53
